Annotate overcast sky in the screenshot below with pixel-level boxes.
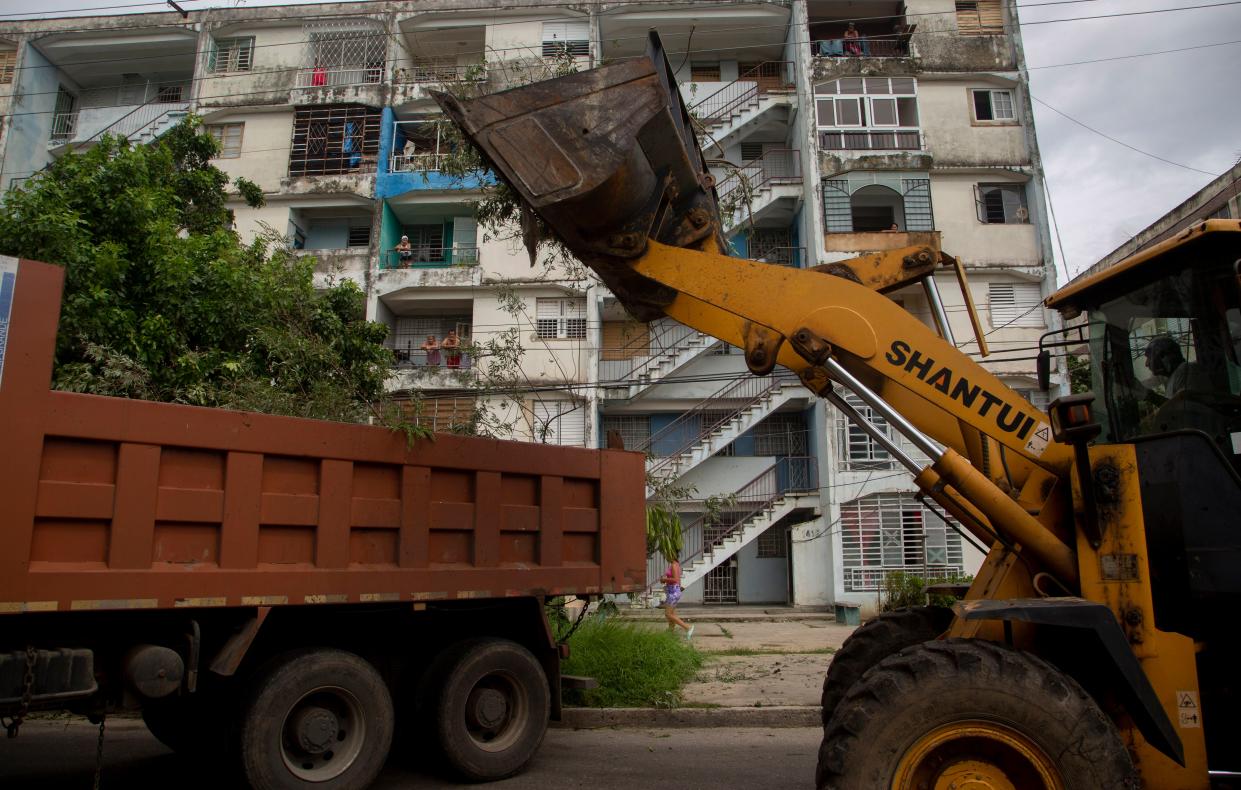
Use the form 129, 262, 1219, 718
3, 0, 1240, 281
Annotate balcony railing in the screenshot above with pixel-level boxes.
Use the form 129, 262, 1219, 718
397, 59, 486, 83
381, 246, 479, 269
51, 112, 78, 143
715, 149, 802, 208
688, 61, 794, 127
818, 129, 922, 152
392, 349, 473, 370
296, 66, 384, 89
390, 152, 449, 173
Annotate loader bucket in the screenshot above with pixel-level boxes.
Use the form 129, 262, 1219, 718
432, 32, 725, 320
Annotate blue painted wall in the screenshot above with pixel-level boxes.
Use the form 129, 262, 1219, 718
374, 107, 490, 198
3, 45, 60, 191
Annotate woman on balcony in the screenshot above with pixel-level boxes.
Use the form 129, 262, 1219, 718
843, 23, 863, 56
420, 335, 441, 367
394, 235, 413, 266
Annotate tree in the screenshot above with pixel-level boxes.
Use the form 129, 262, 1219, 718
0, 117, 409, 428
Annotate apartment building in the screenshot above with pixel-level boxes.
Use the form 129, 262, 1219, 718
0, 0, 1058, 613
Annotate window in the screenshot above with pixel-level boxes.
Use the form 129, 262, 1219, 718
975, 184, 1029, 224
404, 224, 445, 262
972, 89, 1015, 122
840, 493, 965, 591
601, 414, 650, 450
756, 525, 788, 558
988, 282, 1043, 328
815, 77, 920, 151
401, 395, 478, 434
690, 62, 721, 82
542, 21, 589, 57
532, 401, 586, 446
956, 0, 1003, 34
0, 50, 15, 85
536, 298, 587, 339
208, 37, 254, 73
822, 174, 935, 233
837, 392, 894, 470
288, 105, 382, 177
739, 142, 765, 161
207, 123, 244, 158
752, 412, 808, 456
347, 224, 370, 248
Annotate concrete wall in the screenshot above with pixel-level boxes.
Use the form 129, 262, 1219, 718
207, 109, 294, 193
736, 538, 789, 604
3, 43, 59, 191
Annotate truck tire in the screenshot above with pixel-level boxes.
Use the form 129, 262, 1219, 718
434, 638, 550, 782
820, 606, 952, 727
239, 649, 394, 790
817, 639, 1138, 790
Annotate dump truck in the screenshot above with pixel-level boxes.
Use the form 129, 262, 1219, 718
0, 256, 646, 789
434, 32, 1241, 789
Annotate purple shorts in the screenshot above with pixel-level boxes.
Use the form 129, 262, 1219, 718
663, 584, 682, 607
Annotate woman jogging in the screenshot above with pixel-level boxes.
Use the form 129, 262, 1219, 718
661, 560, 694, 640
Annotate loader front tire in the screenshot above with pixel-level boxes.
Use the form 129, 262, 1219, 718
817, 639, 1138, 790
819, 606, 952, 727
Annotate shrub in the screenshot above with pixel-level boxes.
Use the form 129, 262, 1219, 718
880, 570, 974, 611
561, 619, 703, 708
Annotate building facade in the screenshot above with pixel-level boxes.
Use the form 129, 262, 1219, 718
0, 0, 1059, 613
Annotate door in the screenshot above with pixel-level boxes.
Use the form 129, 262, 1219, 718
704, 560, 738, 604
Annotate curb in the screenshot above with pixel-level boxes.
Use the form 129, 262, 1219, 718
556, 705, 821, 729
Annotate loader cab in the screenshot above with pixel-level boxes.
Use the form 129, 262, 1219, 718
1049, 222, 1241, 471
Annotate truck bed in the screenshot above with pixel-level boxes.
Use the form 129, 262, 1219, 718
0, 258, 647, 614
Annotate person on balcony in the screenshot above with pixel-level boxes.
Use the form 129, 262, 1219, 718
420, 335, 441, 367
442, 330, 462, 369
843, 23, 863, 56
394, 235, 413, 266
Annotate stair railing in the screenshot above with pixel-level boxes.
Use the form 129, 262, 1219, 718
74, 97, 190, 151
715, 149, 802, 209
687, 61, 794, 127
599, 319, 717, 390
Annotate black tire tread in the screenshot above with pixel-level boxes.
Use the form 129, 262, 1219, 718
820, 606, 952, 726
816, 638, 1139, 790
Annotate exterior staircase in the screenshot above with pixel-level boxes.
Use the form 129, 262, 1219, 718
715, 148, 803, 234
644, 456, 820, 601
637, 373, 802, 494
54, 101, 191, 153
688, 61, 796, 155
600, 319, 719, 400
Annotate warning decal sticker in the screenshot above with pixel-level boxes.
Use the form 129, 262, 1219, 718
1177, 690, 1201, 728
0, 256, 16, 390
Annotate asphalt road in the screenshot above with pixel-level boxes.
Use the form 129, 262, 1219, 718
1, 719, 822, 789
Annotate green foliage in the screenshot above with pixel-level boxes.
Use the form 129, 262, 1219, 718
879, 570, 974, 611
646, 502, 684, 564
1067, 353, 1092, 394
0, 117, 417, 430
561, 619, 703, 708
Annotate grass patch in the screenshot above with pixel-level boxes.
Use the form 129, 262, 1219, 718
562, 619, 704, 708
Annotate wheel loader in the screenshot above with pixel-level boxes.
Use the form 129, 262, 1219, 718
432, 32, 1241, 790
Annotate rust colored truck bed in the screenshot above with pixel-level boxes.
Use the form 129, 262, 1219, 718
0, 258, 647, 614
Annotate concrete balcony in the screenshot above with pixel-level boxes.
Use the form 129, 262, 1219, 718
386, 352, 476, 391
302, 249, 369, 289
370, 259, 482, 296
823, 229, 941, 255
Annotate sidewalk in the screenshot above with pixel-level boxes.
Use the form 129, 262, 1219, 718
562, 607, 856, 728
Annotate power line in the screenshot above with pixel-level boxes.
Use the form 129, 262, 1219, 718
1031, 95, 1219, 176
1026, 37, 1241, 69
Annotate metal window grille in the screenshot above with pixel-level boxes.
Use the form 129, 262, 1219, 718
975, 184, 1028, 224
208, 37, 254, 73
207, 123, 244, 158
0, 50, 15, 85
601, 415, 651, 450
756, 525, 788, 558
288, 105, 381, 177
840, 493, 964, 592
690, 62, 722, 82
901, 178, 935, 231
541, 21, 590, 57
303, 19, 385, 86
347, 224, 371, 248
535, 298, 587, 339
836, 392, 894, 470
703, 561, 738, 604
823, 179, 853, 232
752, 413, 808, 456
988, 282, 1043, 328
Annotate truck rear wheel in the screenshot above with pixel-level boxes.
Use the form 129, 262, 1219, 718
817, 639, 1137, 790
820, 606, 952, 727
239, 649, 393, 790
434, 638, 549, 782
